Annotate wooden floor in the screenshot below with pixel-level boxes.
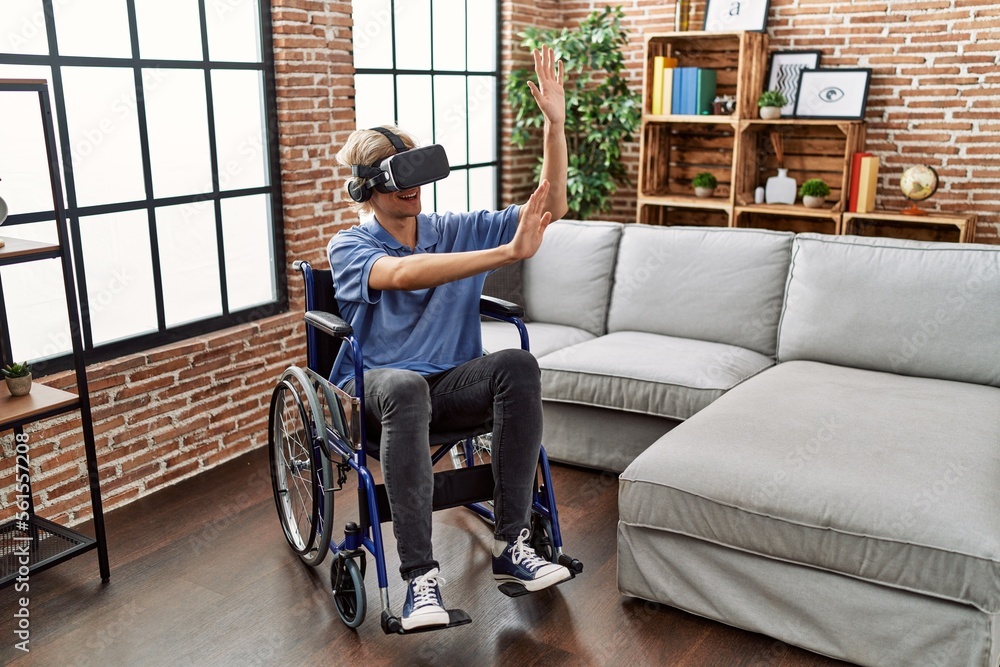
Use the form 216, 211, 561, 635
2, 446, 853, 666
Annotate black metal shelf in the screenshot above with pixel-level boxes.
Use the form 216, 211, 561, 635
0, 515, 97, 587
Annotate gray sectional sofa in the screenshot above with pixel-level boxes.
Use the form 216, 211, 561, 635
481, 221, 1000, 667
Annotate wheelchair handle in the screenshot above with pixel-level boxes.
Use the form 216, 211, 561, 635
305, 310, 353, 338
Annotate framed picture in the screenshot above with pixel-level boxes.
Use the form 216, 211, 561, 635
793, 68, 872, 120
703, 0, 771, 33
765, 51, 822, 117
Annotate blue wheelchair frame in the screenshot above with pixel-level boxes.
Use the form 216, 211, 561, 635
275, 260, 581, 634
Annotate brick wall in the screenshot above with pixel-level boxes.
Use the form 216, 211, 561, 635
501, 0, 999, 242
9, 1, 997, 527
1, 0, 358, 526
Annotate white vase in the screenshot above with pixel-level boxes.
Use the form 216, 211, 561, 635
765, 169, 797, 205
759, 106, 781, 120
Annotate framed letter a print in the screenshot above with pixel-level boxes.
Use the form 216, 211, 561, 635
703, 0, 771, 33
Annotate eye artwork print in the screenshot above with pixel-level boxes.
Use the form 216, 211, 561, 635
819, 87, 845, 103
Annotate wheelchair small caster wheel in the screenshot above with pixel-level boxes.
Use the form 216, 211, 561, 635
331, 555, 366, 628
529, 512, 555, 563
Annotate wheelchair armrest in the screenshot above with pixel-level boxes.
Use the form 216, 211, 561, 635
480, 296, 525, 319
305, 310, 353, 339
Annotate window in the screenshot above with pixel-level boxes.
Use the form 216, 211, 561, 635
0, 0, 283, 366
351, 0, 499, 214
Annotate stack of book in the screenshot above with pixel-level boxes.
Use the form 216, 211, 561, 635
651, 56, 717, 116
848, 152, 879, 213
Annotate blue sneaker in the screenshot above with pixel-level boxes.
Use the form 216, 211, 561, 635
401, 568, 449, 630
493, 528, 571, 592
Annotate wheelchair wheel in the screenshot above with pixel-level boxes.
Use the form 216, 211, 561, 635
529, 512, 556, 563
449, 433, 492, 469
268, 367, 334, 567
331, 556, 366, 628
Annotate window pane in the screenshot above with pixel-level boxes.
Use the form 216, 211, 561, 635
156, 203, 223, 326
0, 90, 57, 215
222, 193, 275, 310
2, 258, 71, 362
468, 166, 496, 211
206, 0, 262, 62
435, 169, 467, 213
433, 76, 467, 165
144, 68, 213, 198
396, 75, 433, 146
61, 67, 146, 207
0, 221, 58, 245
466, 1, 496, 71
394, 0, 430, 70
212, 70, 267, 191
354, 74, 394, 129
135, 0, 203, 61
52, 0, 132, 59
0, 0, 49, 55
352, 0, 392, 70
79, 210, 158, 345
467, 76, 495, 164
432, 0, 465, 71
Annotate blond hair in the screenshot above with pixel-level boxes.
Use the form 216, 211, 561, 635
336, 125, 419, 216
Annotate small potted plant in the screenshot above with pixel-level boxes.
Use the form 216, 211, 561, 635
757, 90, 788, 120
692, 172, 718, 198
799, 178, 832, 208
2, 362, 32, 397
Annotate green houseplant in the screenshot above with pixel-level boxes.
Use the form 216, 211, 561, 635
2, 361, 32, 397
507, 6, 641, 220
799, 178, 832, 208
757, 90, 788, 120
692, 172, 718, 198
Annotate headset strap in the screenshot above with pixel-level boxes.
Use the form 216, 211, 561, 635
369, 126, 407, 153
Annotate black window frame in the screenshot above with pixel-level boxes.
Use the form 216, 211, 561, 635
0, 0, 286, 373
351, 0, 502, 213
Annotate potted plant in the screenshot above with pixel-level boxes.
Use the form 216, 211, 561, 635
692, 172, 718, 198
2, 362, 32, 397
757, 90, 788, 120
507, 6, 641, 220
799, 178, 832, 208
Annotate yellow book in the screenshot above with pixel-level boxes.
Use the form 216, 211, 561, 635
857, 156, 880, 213
651, 56, 665, 115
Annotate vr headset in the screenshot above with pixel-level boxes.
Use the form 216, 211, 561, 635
348, 127, 450, 203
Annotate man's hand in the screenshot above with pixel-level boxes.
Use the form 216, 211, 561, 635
528, 46, 565, 127
508, 180, 553, 262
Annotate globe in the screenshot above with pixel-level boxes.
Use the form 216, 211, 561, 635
900, 165, 938, 215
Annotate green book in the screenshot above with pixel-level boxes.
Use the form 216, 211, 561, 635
695, 69, 717, 115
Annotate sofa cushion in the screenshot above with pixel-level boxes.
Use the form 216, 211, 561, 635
537, 331, 774, 421
778, 234, 1000, 387
607, 226, 794, 357
523, 220, 622, 336
620, 360, 1000, 613
481, 320, 594, 358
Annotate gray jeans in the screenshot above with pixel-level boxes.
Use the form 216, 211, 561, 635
346, 348, 542, 580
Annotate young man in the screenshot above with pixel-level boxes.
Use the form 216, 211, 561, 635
327, 46, 568, 630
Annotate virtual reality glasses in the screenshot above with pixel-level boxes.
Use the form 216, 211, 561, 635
348, 127, 450, 203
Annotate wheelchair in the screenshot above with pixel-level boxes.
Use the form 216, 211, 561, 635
267, 260, 583, 634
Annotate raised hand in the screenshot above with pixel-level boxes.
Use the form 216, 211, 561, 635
527, 46, 565, 126
509, 180, 553, 261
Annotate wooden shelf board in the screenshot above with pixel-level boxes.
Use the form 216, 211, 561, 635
841, 211, 974, 226
0, 382, 78, 427
644, 114, 737, 125
741, 119, 864, 127
736, 204, 840, 220
646, 30, 745, 41
639, 195, 733, 212
0, 237, 61, 263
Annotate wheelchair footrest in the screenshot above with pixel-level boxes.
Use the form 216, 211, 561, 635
558, 553, 584, 576
380, 609, 472, 635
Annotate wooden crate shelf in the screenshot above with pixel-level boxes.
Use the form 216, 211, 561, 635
842, 211, 978, 243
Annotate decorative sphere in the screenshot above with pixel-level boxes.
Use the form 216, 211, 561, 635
900, 165, 939, 202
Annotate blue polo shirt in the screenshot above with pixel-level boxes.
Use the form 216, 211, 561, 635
326, 205, 520, 387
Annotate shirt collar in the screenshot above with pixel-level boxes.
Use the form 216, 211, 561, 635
369, 214, 439, 251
